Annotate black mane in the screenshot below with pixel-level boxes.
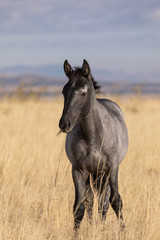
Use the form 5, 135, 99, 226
72, 67, 101, 94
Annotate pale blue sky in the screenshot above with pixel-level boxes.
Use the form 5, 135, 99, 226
0, 0, 160, 78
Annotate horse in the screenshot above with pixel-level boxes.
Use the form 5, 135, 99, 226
59, 59, 128, 231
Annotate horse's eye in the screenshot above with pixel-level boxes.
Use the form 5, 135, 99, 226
81, 92, 87, 96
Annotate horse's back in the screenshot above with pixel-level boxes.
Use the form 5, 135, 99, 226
97, 98, 124, 119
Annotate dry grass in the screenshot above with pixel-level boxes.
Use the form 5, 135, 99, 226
0, 95, 160, 240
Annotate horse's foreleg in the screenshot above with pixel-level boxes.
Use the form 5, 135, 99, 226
84, 175, 94, 222
72, 166, 90, 231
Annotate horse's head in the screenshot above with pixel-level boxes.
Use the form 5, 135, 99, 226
59, 60, 100, 133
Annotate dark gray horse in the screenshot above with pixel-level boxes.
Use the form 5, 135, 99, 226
59, 60, 128, 231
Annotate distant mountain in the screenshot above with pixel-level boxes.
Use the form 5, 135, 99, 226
0, 73, 160, 95
0, 64, 64, 78
0, 64, 160, 83
0, 64, 160, 95
0, 73, 65, 88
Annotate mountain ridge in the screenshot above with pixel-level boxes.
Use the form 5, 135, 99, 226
0, 72, 160, 95
1, 64, 160, 83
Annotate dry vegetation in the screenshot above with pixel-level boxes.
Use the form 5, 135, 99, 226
0, 94, 160, 240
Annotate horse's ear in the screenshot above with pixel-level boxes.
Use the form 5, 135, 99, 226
64, 60, 73, 77
82, 59, 90, 77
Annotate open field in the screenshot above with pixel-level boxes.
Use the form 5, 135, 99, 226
0, 95, 160, 239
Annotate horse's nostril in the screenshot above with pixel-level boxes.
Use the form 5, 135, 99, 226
68, 120, 71, 128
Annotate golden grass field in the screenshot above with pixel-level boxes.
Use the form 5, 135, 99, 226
0, 95, 160, 240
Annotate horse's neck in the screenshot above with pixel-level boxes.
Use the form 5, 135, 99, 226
79, 99, 103, 144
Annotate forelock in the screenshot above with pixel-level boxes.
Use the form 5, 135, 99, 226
67, 66, 101, 93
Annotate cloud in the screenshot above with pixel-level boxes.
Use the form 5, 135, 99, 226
0, 0, 160, 73
0, 0, 160, 34
151, 8, 160, 20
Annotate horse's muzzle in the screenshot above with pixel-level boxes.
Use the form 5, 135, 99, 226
59, 115, 71, 133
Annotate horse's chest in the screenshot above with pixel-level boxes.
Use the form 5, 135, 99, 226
66, 138, 108, 173
85, 148, 109, 173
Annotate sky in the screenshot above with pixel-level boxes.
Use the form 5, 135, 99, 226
0, 0, 160, 80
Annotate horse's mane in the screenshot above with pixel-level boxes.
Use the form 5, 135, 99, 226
72, 67, 101, 94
